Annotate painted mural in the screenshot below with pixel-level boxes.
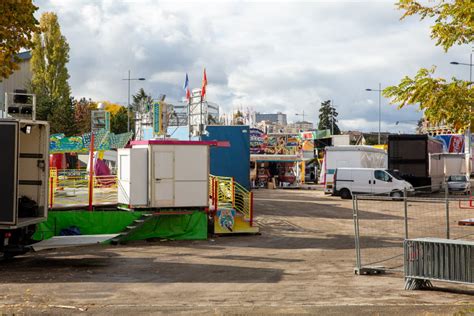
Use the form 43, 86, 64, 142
249, 128, 302, 155
434, 134, 465, 153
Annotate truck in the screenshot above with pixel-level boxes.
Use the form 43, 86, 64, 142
321, 145, 387, 194
0, 118, 116, 258
388, 135, 444, 191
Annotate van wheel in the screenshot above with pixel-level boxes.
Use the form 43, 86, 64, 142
340, 189, 352, 199
391, 191, 403, 198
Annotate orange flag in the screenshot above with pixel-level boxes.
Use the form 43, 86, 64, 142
201, 68, 207, 99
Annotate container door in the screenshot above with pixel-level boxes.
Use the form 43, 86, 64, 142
118, 148, 148, 206
174, 145, 209, 207
153, 150, 175, 207
0, 121, 18, 225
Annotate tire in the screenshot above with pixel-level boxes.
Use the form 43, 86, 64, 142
391, 191, 403, 198
340, 188, 352, 200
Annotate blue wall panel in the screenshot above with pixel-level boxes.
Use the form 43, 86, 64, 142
202, 126, 250, 190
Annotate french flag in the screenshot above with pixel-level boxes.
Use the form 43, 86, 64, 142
183, 73, 191, 100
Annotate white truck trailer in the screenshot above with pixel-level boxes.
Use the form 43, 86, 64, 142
321, 145, 387, 194
0, 118, 116, 258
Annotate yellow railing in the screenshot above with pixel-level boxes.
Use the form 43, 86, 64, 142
49, 168, 118, 208
209, 175, 254, 224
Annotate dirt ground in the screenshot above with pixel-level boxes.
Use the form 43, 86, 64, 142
1, 189, 474, 315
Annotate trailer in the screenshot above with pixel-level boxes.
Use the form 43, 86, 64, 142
0, 119, 116, 258
322, 145, 387, 194
388, 134, 444, 191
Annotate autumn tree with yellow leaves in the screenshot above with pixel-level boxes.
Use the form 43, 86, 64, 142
0, 0, 39, 80
383, 0, 474, 131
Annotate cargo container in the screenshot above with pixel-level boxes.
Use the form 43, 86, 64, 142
388, 134, 444, 191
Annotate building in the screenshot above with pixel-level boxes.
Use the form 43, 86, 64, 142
288, 121, 314, 132
254, 111, 287, 126
420, 117, 456, 136
0, 51, 32, 110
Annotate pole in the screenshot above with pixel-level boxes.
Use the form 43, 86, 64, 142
445, 184, 450, 239
88, 133, 95, 211
404, 188, 408, 239
127, 70, 131, 132
378, 82, 381, 145
468, 53, 472, 175
331, 100, 334, 135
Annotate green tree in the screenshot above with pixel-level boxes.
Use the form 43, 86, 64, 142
49, 97, 77, 136
132, 88, 153, 112
0, 0, 39, 80
74, 98, 97, 135
318, 100, 340, 135
383, 0, 474, 131
30, 12, 71, 121
110, 107, 129, 134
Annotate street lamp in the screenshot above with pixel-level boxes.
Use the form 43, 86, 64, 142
450, 52, 473, 83
295, 111, 306, 122
122, 70, 146, 132
366, 83, 383, 145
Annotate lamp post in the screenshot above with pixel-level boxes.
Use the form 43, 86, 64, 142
366, 83, 383, 145
295, 111, 306, 122
122, 70, 146, 132
450, 52, 473, 84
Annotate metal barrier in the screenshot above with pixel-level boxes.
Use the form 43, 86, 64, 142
209, 175, 254, 224
404, 238, 474, 290
353, 187, 474, 275
49, 168, 117, 209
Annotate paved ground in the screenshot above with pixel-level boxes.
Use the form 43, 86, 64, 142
1, 189, 474, 315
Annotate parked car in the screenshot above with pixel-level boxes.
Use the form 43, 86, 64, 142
333, 168, 414, 199
447, 175, 471, 194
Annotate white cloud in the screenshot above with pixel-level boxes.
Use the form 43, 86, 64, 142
34, 0, 470, 132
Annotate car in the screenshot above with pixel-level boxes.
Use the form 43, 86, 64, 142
447, 175, 471, 194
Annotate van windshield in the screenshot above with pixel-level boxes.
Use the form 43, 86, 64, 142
386, 170, 404, 180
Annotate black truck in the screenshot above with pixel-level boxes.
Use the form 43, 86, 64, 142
388, 134, 444, 191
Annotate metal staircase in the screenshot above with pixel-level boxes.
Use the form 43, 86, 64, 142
110, 212, 154, 244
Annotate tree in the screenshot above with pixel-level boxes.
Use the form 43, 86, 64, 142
132, 88, 153, 112
30, 12, 71, 121
384, 67, 473, 130
74, 98, 97, 135
110, 107, 129, 134
396, 0, 473, 52
0, 0, 39, 80
49, 97, 77, 136
318, 100, 340, 135
383, 0, 474, 131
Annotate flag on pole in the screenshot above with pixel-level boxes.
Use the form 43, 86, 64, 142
201, 68, 207, 100
183, 73, 191, 100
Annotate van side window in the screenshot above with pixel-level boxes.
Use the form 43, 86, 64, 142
374, 170, 391, 182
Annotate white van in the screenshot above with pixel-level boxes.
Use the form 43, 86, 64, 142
333, 168, 413, 199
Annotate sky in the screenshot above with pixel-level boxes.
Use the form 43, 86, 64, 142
35, 0, 472, 133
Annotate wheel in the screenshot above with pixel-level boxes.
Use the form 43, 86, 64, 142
391, 191, 403, 198
340, 188, 352, 199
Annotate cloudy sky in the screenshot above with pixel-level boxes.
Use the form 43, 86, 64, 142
35, 0, 471, 133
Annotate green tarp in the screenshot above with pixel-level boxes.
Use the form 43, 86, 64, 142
33, 211, 207, 241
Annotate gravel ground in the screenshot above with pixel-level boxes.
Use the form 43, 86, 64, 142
1, 189, 473, 315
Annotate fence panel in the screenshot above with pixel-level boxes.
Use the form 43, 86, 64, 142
354, 189, 474, 274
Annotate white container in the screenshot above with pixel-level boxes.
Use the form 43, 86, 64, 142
118, 140, 210, 208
